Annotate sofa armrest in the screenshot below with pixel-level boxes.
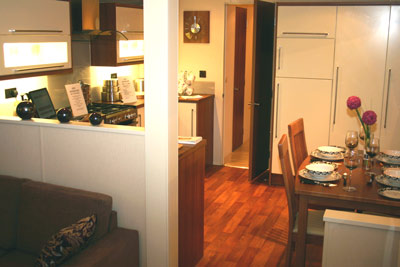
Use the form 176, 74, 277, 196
62, 228, 139, 267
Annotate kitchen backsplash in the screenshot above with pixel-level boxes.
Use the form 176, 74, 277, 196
192, 81, 215, 95
0, 41, 144, 116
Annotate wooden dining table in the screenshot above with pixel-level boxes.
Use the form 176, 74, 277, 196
294, 156, 400, 267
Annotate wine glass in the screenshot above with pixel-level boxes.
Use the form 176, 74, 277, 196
345, 131, 359, 151
343, 150, 361, 192
365, 135, 380, 173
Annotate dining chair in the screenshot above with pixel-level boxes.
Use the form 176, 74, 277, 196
278, 134, 324, 267
288, 118, 308, 174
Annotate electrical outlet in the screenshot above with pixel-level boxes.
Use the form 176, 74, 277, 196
199, 70, 206, 78
111, 73, 118, 79
5, 88, 18, 99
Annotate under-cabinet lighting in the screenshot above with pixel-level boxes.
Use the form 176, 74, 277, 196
119, 40, 144, 58
3, 42, 68, 68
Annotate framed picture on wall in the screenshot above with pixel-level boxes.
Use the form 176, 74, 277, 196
183, 11, 210, 43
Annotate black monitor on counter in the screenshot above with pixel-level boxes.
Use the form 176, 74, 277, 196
28, 88, 57, 119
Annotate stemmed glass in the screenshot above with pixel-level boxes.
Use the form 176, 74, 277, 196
343, 150, 361, 192
365, 135, 380, 173
345, 130, 359, 150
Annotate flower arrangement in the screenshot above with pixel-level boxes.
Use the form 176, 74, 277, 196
346, 96, 377, 145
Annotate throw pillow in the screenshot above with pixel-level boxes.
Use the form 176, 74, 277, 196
35, 214, 97, 267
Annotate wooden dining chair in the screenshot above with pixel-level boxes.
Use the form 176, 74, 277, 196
288, 118, 308, 174
278, 134, 324, 267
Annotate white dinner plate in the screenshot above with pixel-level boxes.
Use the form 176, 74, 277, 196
299, 169, 341, 182
305, 162, 334, 178
377, 188, 400, 200
375, 175, 400, 188
311, 150, 344, 161
382, 150, 400, 159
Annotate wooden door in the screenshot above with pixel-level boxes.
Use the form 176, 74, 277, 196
380, 6, 400, 151
329, 6, 390, 146
232, 7, 247, 151
248, 0, 275, 182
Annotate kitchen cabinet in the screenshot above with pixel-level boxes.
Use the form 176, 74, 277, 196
276, 6, 336, 38
91, 3, 144, 66
178, 95, 214, 166
328, 6, 390, 146
178, 140, 205, 267
276, 38, 335, 79
380, 6, 400, 151
271, 78, 332, 174
0, 0, 72, 79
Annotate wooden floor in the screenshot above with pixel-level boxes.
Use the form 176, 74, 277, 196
224, 142, 249, 169
197, 166, 322, 267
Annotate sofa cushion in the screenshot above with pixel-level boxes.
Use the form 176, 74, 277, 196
17, 181, 112, 255
0, 250, 37, 267
36, 215, 96, 267
0, 175, 30, 249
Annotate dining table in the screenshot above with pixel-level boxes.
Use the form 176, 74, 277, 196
294, 155, 400, 267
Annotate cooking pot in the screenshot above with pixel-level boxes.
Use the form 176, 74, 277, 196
134, 79, 144, 93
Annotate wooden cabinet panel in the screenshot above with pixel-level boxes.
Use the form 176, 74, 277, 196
276, 38, 335, 79
272, 78, 332, 174
329, 6, 390, 147
179, 95, 214, 166
116, 6, 143, 33
277, 6, 336, 38
137, 106, 145, 127
178, 141, 205, 267
380, 6, 400, 151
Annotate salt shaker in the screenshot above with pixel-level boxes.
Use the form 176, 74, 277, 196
342, 172, 348, 186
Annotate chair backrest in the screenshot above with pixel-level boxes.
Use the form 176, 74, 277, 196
278, 134, 297, 221
288, 118, 308, 174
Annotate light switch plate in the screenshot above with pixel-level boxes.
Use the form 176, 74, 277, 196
5, 88, 18, 98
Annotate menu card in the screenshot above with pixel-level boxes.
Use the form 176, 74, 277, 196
118, 76, 137, 103
65, 83, 88, 117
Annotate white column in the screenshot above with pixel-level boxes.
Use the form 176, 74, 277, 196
144, 0, 179, 266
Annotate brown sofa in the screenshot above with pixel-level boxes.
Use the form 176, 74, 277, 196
0, 174, 139, 267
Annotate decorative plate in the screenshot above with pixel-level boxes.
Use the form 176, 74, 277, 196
377, 188, 400, 200
376, 154, 400, 166
309, 161, 339, 170
384, 168, 400, 179
375, 175, 400, 188
382, 150, 400, 160
299, 169, 341, 182
311, 150, 344, 161
305, 163, 334, 178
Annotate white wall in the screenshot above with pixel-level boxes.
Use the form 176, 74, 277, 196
0, 118, 147, 265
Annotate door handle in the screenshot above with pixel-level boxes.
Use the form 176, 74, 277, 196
384, 69, 392, 128
191, 109, 194, 136
275, 83, 280, 138
138, 114, 142, 127
333, 67, 339, 125
234, 88, 239, 91
278, 47, 282, 70
9, 29, 63, 33
248, 102, 260, 106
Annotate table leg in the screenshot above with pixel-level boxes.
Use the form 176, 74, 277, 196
295, 195, 308, 267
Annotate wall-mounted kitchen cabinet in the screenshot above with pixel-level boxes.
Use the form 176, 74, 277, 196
91, 3, 144, 66
0, 0, 72, 79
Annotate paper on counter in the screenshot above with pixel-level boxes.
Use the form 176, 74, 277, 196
118, 76, 137, 103
65, 83, 88, 117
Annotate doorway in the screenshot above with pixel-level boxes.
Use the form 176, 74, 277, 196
223, 4, 254, 169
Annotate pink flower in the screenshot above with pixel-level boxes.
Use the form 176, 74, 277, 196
347, 96, 361, 110
362, 110, 377, 125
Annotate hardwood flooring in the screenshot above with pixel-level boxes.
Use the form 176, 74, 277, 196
197, 166, 322, 267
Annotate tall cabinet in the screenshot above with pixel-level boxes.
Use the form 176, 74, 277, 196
380, 6, 400, 151
271, 6, 336, 173
329, 6, 390, 146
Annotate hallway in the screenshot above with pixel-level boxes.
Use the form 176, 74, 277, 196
197, 166, 322, 266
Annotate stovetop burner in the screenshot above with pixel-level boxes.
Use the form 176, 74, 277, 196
87, 103, 137, 125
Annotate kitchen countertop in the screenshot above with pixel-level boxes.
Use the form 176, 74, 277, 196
178, 94, 214, 103
95, 99, 144, 108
